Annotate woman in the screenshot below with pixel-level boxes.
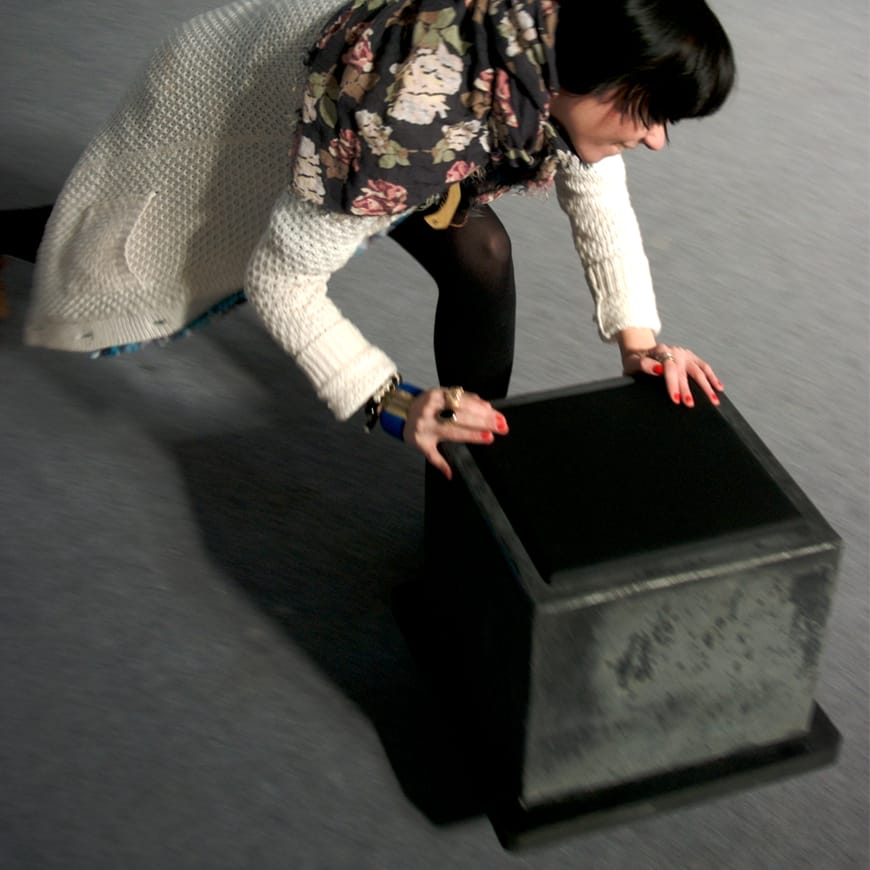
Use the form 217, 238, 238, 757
22, 0, 735, 479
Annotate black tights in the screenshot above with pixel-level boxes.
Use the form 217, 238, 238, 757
0, 205, 53, 264
388, 204, 516, 401
2, 203, 518, 399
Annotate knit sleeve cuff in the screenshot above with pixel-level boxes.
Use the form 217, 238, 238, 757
555, 153, 662, 342
295, 319, 399, 421
585, 256, 662, 341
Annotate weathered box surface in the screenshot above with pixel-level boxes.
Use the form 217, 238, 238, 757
425, 377, 841, 811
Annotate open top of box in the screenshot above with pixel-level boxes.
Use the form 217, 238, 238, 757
457, 378, 816, 586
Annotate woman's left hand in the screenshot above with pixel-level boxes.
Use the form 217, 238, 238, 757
621, 342, 724, 407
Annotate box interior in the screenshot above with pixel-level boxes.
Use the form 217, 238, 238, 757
467, 380, 801, 582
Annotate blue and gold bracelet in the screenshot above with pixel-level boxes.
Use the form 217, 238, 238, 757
364, 376, 422, 440
379, 382, 422, 440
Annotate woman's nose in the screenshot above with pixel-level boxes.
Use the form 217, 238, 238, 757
642, 124, 668, 151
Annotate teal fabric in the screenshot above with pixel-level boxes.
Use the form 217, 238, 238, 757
92, 290, 247, 358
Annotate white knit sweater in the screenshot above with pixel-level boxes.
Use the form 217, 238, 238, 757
25, 0, 661, 421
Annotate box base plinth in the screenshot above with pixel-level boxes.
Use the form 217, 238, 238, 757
489, 704, 840, 851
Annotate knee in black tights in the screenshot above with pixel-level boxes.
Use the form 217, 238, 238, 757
453, 211, 513, 292
389, 205, 514, 304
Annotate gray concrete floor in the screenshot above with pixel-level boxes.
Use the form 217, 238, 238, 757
2, 1, 868, 867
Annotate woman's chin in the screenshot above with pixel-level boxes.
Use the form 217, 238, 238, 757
576, 147, 618, 164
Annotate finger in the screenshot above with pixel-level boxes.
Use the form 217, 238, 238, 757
424, 444, 453, 480
457, 395, 508, 433
686, 360, 721, 406
622, 354, 642, 375
700, 359, 725, 393
662, 360, 682, 404
451, 412, 508, 436
435, 421, 496, 445
622, 353, 662, 376
628, 354, 664, 376
681, 376, 695, 407
644, 357, 665, 377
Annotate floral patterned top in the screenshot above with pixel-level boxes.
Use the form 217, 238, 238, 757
291, 0, 562, 216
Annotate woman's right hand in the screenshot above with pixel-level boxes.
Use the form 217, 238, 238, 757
404, 387, 509, 480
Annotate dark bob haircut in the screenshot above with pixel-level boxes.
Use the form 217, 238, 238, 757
555, 0, 736, 126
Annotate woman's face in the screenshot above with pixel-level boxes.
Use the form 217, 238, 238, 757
549, 91, 667, 163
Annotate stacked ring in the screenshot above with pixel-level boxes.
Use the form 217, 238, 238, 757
444, 386, 464, 411
438, 385, 464, 424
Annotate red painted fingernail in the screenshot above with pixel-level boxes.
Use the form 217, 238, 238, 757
481, 431, 494, 443
711, 395, 720, 406
496, 419, 508, 434
673, 393, 681, 403
653, 364, 663, 375
684, 394, 693, 404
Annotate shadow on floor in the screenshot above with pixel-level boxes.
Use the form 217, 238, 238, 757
164, 320, 489, 826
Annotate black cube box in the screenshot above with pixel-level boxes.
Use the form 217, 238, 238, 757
421, 376, 841, 846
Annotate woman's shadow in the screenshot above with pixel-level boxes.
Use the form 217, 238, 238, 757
166, 313, 488, 827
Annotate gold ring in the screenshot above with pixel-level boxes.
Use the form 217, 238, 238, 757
444, 386, 464, 411
437, 408, 457, 424
652, 351, 676, 364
